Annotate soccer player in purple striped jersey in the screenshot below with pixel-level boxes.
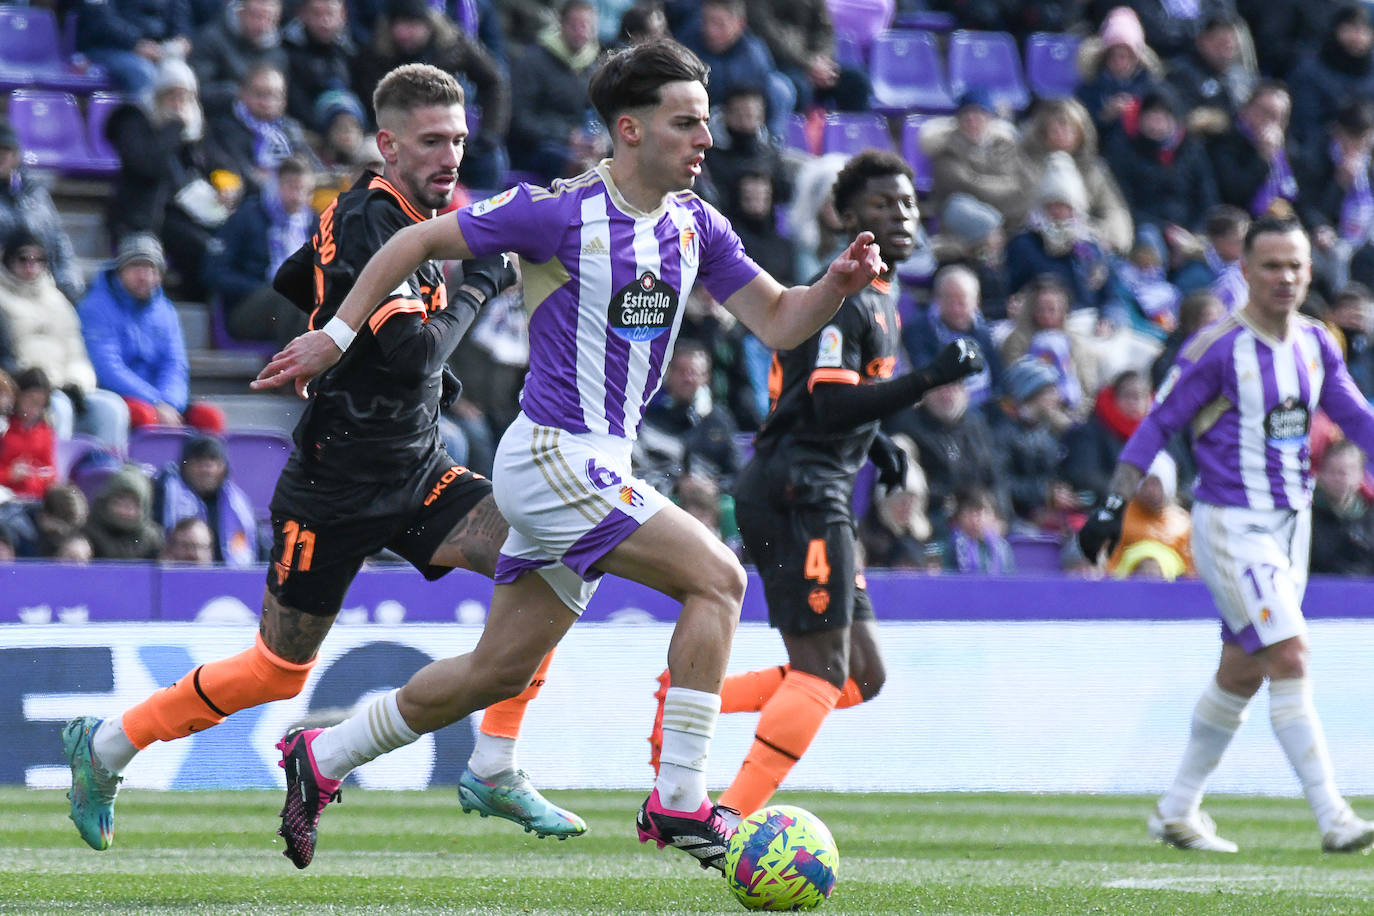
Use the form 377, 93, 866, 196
253, 38, 886, 871
1079, 217, 1374, 854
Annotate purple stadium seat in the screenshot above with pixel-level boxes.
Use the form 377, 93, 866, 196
947, 30, 1031, 113
871, 30, 955, 115
69, 463, 117, 504
209, 295, 279, 358
127, 425, 194, 472
55, 434, 105, 481
834, 30, 864, 67
900, 114, 935, 194
224, 429, 293, 517
1025, 32, 1082, 99
86, 91, 123, 167
1008, 534, 1063, 574
785, 113, 812, 155
893, 9, 957, 32
0, 6, 108, 92
8, 89, 112, 176
827, 0, 894, 55
821, 112, 893, 156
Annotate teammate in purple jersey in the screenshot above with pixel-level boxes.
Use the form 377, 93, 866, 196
252, 38, 886, 871
1080, 216, 1374, 854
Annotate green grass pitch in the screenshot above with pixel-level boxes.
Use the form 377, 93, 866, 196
5, 787, 1374, 914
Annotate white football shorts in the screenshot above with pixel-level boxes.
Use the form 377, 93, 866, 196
491, 411, 671, 613
1190, 501, 1311, 653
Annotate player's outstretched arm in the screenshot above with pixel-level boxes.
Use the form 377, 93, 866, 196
723, 232, 885, 350
251, 218, 475, 395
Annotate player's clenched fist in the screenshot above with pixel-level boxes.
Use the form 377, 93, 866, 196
1078, 493, 1126, 560
917, 338, 985, 391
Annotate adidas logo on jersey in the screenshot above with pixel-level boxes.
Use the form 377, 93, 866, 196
581, 237, 609, 256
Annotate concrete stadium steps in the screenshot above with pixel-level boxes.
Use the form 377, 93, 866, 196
207, 392, 302, 435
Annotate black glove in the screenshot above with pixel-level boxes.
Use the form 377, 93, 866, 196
916, 338, 985, 391
1078, 492, 1126, 560
868, 432, 908, 492
440, 364, 463, 410
458, 252, 517, 302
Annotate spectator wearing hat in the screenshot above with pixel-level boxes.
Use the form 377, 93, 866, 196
1076, 6, 1163, 139
930, 193, 1010, 320
152, 434, 260, 567
75, 0, 194, 96
1006, 151, 1111, 313
283, 0, 359, 128
1289, 3, 1374, 148
0, 229, 130, 453
1165, 11, 1256, 136
1206, 81, 1299, 219
356, 0, 510, 190
105, 59, 227, 301
1020, 97, 1134, 255
1091, 0, 1225, 61
983, 356, 1077, 529
78, 234, 227, 434
1103, 86, 1219, 235
84, 465, 163, 561
203, 156, 317, 344
682, 0, 795, 143
192, 0, 289, 116
205, 63, 317, 195
309, 90, 375, 210
0, 121, 84, 303
922, 88, 1029, 230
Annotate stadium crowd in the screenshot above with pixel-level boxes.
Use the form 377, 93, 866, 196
1, 0, 1374, 579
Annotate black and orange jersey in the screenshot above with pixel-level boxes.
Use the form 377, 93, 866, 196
272, 171, 463, 482
750, 277, 902, 507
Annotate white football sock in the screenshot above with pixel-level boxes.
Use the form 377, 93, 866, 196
1269, 677, 1345, 832
655, 686, 720, 813
309, 689, 421, 781
1157, 680, 1249, 819
466, 732, 518, 780
92, 717, 138, 775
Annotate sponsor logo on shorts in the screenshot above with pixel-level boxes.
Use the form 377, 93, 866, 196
424, 465, 469, 506
619, 485, 643, 507
808, 587, 830, 614
586, 459, 622, 489
608, 271, 677, 342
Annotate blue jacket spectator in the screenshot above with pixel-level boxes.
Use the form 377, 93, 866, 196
1075, 7, 1162, 140
1288, 3, 1374, 148
1006, 153, 1110, 312
681, 0, 795, 141
78, 236, 190, 415
76, 0, 195, 95
903, 265, 1003, 409
152, 434, 260, 567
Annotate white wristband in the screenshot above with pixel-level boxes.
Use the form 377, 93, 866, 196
321, 316, 357, 352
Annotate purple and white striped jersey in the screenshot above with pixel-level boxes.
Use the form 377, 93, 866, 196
1120, 311, 1374, 510
455, 163, 762, 439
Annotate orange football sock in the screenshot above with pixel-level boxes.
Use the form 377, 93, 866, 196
720, 664, 789, 713
479, 649, 555, 738
121, 635, 314, 749
836, 678, 864, 709
718, 669, 841, 816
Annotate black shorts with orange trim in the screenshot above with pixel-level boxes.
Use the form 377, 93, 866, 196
266, 449, 492, 616
738, 494, 874, 635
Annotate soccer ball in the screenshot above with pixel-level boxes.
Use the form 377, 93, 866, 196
723, 805, 839, 911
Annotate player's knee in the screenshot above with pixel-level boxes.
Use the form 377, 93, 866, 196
697, 551, 747, 609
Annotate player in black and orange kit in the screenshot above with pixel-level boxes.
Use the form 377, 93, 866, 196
61, 65, 583, 865
649, 149, 984, 820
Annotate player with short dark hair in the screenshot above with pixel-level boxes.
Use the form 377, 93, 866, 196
1080, 216, 1374, 853
648, 148, 983, 818
62, 63, 584, 863
252, 37, 887, 872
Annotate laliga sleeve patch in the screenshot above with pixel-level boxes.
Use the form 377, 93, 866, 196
815, 326, 844, 368
471, 187, 518, 216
